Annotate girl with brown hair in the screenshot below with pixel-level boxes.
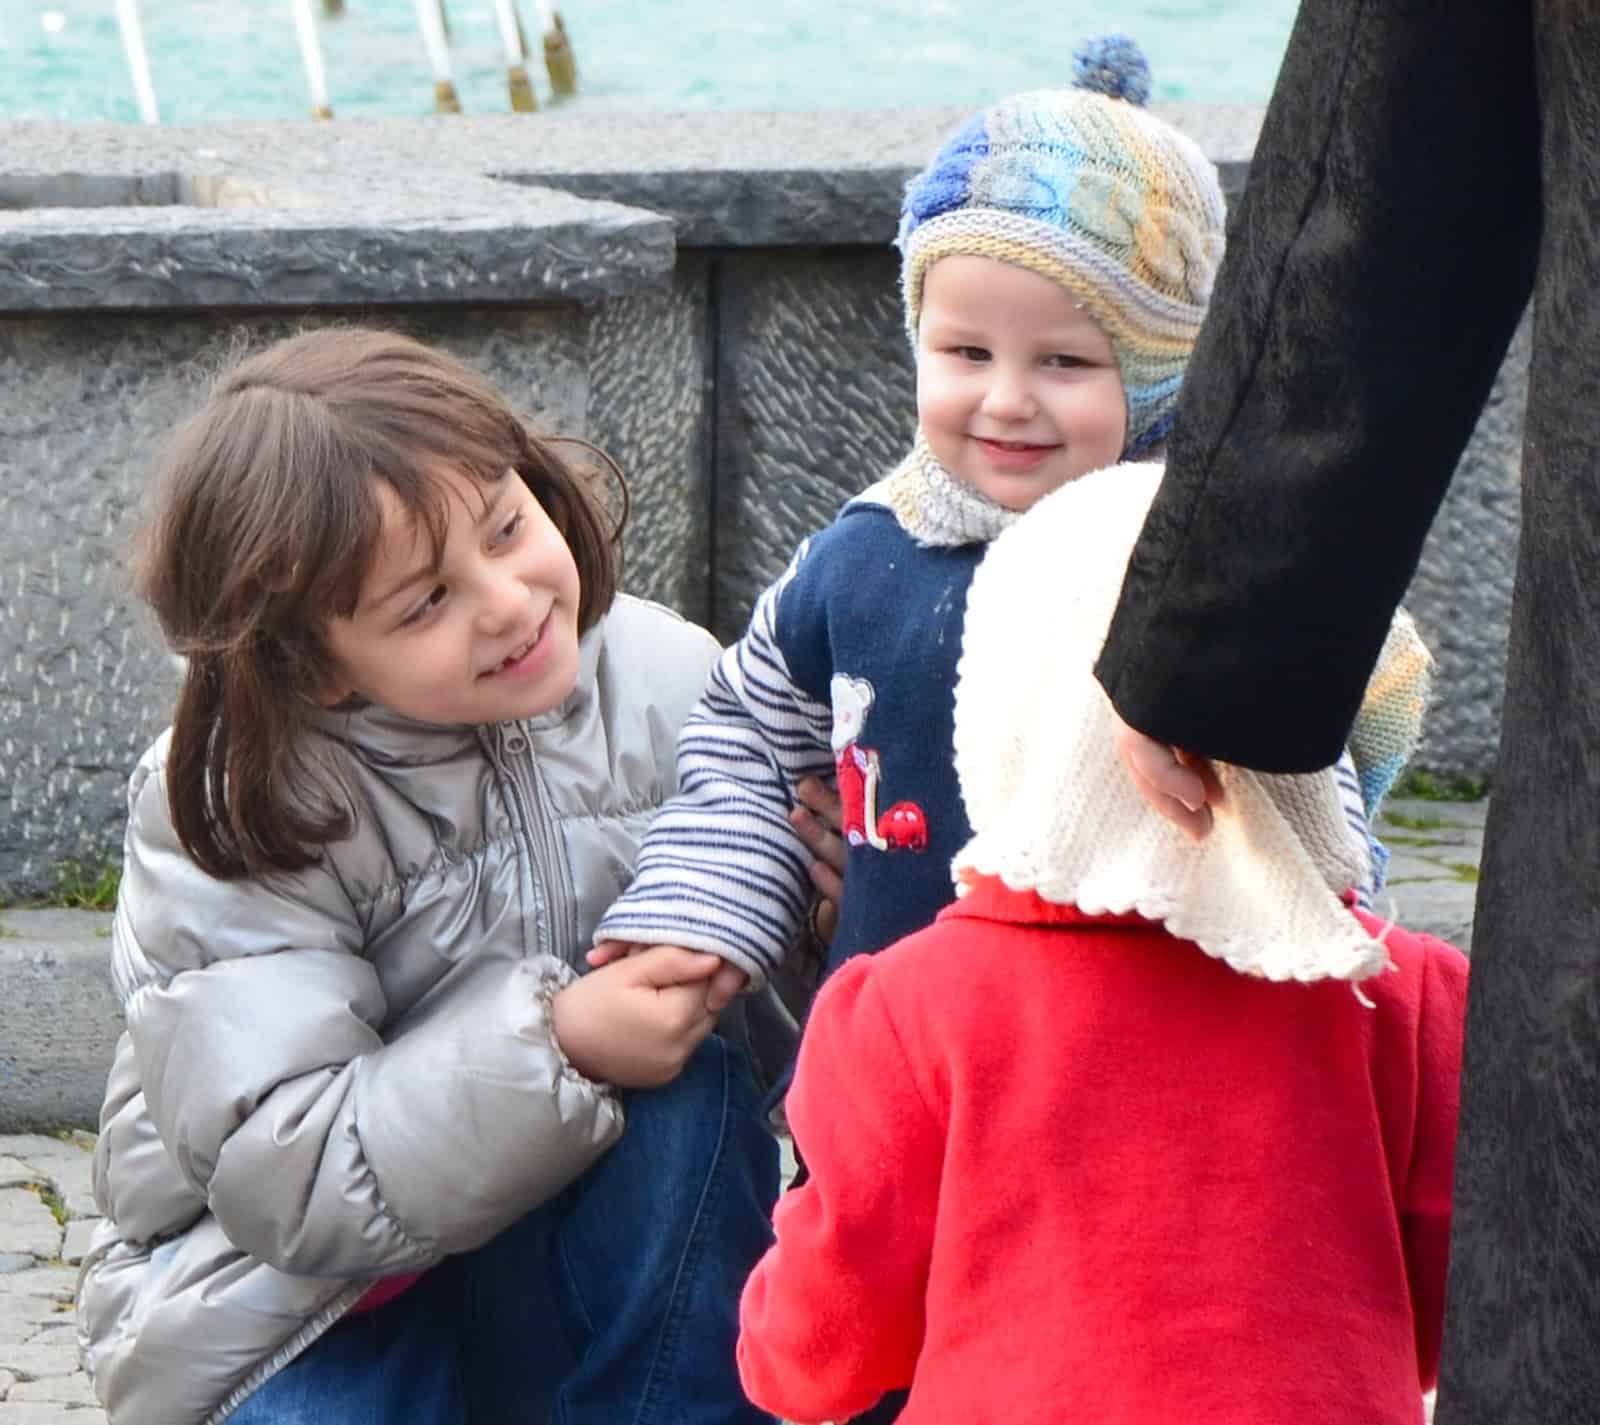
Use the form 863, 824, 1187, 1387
76, 327, 781, 1425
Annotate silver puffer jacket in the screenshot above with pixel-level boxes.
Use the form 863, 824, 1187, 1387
77, 596, 751, 1425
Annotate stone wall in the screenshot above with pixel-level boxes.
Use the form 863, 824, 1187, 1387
0, 107, 1520, 896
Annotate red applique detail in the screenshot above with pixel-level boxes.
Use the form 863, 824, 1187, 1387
834, 745, 928, 854
830, 674, 930, 854
878, 801, 929, 852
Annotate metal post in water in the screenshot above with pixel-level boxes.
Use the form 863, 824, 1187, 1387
290, 0, 335, 118
493, 0, 538, 112
114, 0, 159, 124
413, 0, 461, 112
531, 0, 577, 97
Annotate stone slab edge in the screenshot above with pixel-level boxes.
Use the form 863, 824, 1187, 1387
0, 912, 119, 1134
0, 104, 1263, 312
0, 121, 678, 312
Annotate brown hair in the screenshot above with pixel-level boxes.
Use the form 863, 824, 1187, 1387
132, 326, 625, 880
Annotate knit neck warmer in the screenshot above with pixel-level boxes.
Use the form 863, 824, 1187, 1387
855, 433, 1023, 547
952, 463, 1391, 987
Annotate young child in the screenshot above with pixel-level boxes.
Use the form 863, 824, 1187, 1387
76, 328, 780, 1425
595, 35, 1423, 1021
593, 36, 1233, 994
737, 463, 1469, 1425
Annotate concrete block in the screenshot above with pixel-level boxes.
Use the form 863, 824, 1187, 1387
712, 249, 916, 639
0, 914, 120, 1131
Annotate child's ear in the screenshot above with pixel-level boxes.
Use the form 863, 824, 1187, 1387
315, 662, 355, 708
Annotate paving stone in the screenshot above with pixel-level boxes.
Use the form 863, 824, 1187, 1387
0, 1166, 34, 1194
0, 1368, 13, 1399
0, 1404, 96, 1423
0, 1192, 59, 1263
59, 1223, 96, 1269
0, 1260, 32, 1278
7, 1367, 97, 1407
0, 1141, 96, 1221
1385, 853, 1466, 883
0, 1314, 36, 1349
0, 1267, 78, 1302
1, 1284, 74, 1338
0, 1340, 82, 1380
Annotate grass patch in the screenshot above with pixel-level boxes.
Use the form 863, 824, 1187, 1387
1384, 809, 1449, 832
29, 1182, 70, 1228
0, 858, 123, 913
54, 858, 122, 910
0, 918, 18, 939
1393, 770, 1488, 803
1450, 862, 1481, 884
1380, 832, 1448, 848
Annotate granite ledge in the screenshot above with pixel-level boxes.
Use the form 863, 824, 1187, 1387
0, 104, 1265, 312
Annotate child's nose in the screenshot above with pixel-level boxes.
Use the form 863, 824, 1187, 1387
981, 367, 1036, 420
476, 569, 526, 633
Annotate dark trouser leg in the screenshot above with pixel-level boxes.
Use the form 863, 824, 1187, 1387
1437, 6, 1600, 1419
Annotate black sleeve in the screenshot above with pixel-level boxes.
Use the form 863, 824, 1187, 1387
1095, 0, 1540, 771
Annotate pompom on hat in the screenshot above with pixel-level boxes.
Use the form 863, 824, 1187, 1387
897, 34, 1227, 458
952, 464, 1394, 987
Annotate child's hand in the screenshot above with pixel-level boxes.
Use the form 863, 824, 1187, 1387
790, 775, 846, 945
1111, 711, 1225, 840
553, 946, 721, 1088
704, 959, 749, 1014
590, 939, 749, 1013
587, 937, 640, 969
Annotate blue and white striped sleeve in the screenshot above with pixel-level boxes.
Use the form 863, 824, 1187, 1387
593, 546, 836, 989
1334, 748, 1384, 908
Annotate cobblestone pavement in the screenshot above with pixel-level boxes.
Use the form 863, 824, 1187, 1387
0, 797, 1481, 1423
0, 1131, 100, 1422
1375, 796, 1488, 950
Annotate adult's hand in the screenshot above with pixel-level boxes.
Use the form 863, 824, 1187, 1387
1112, 710, 1225, 841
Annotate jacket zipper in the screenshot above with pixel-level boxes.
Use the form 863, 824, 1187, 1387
492, 722, 576, 964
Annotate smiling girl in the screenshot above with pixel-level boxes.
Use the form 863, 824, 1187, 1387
76, 327, 780, 1425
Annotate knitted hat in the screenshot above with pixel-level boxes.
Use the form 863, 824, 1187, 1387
1350, 609, 1433, 820
897, 34, 1227, 459
952, 463, 1391, 986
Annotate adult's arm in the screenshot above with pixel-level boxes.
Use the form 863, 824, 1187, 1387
1096, 0, 1540, 770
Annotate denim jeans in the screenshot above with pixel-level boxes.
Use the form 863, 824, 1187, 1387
228, 1036, 780, 1425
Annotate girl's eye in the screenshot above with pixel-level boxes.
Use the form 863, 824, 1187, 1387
490, 511, 525, 549
952, 345, 991, 363
1044, 353, 1087, 369
401, 584, 447, 626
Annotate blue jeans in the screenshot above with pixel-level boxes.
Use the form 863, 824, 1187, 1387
228, 1036, 780, 1425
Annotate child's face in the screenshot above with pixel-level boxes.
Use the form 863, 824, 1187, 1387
916, 255, 1127, 509
321, 466, 582, 726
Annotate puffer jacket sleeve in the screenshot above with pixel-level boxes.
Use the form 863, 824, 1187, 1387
113, 746, 622, 1279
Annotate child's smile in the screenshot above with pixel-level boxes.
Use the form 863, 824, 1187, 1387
915, 255, 1128, 510
322, 465, 583, 726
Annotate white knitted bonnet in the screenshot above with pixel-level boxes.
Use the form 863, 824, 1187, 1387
952, 463, 1392, 985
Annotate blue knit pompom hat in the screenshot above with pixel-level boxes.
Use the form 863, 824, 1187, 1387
898, 35, 1227, 458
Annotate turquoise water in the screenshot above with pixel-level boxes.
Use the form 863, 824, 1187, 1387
3, 0, 1297, 124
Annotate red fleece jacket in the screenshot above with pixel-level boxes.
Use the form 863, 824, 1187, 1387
738, 879, 1468, 1425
